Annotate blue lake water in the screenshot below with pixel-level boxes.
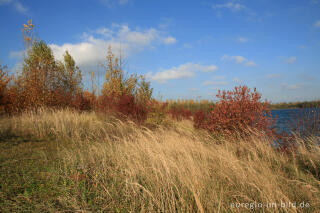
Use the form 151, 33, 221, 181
271, 108, 320, 136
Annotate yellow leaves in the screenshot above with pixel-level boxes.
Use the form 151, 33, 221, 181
28, 19, 34, 27
22, 19, 35, 47
23, 19, 34, 31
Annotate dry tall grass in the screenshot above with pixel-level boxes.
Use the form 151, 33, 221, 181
0, 109, 319, 212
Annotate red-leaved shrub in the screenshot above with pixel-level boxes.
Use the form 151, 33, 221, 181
194, 86, 276, 136
168, 106, 192, 121
97, 93, 149, 123
116, 94, 148, 123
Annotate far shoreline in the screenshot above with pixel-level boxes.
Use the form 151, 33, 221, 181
269, 100, 320, 110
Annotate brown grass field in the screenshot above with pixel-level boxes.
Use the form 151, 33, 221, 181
0, 109, 319, 212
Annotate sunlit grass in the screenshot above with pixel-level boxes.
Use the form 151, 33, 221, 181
0, 109, 319, 212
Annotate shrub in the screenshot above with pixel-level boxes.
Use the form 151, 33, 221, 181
0, 65, 10, 113
168, 106, 192, 121
145, 101, 170, 127
71, 92, 92, 111
194, 86, 276, 136
116, 94, 148, 123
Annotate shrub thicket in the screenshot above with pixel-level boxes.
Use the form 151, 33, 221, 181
194, 86, 276, 136
0, 65, 10, 113
98, 47, 153, 123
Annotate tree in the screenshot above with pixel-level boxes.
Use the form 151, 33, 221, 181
102, 46, 140, 98
17, 20, 83, 109
100, 46, 153, 122
63, 51, 82, 95
20, 40, 58, 108
135, 76, 153, 105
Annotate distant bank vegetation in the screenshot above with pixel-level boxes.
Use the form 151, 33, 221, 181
270, 100, 320, 110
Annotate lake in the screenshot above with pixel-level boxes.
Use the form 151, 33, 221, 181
271, 108, 320, 136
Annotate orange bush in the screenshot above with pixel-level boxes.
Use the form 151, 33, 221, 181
194, 86, 276, 136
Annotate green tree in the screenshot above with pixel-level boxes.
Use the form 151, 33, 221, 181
136, 76, 153, 105
63, 51, 82, 95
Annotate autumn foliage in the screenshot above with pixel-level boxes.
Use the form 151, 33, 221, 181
93, 47, 153, 122
194, 86, 276, 136
0, 20, 298, 144
0, 65, 11, 113
168, 106, 192, 121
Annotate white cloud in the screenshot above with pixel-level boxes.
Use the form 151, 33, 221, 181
49, 24, 176, 68
0, 0, 27, 13
163, 36, 177, 44
212, 2, 246, 11
96, 27, 114, 38
203, 81, 228, 86
314, 20, 320, 28
245, 61, 256, 67
286, 56, 296, 64
221, 54, 257, 67
237, 37, 248, 43
146, 63, 218, 83
233, 56, 246, 63
14, 1, 27, 13
281, 83, 301, 90
221, 55, 244, 63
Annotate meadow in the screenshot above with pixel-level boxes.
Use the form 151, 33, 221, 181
0, 20, 320, 212
0, 109, 319, 212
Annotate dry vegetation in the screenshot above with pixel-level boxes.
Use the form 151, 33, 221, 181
0, 109, 319, 212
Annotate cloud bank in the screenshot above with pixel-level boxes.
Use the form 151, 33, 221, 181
146, 63, 218, 83
49, 24, 177, 69
221, 54, 256, 67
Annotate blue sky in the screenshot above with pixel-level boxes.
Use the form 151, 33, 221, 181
1, 0, 320, 103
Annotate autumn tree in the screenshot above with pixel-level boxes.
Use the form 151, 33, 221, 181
135, 76, 153, 105
20, 40, 58, 108
17, 20, 83, 109
102, 46, 138, 98
100, 46, 153, 122
63, 51, 82, 95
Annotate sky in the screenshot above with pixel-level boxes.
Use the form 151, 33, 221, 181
0, 0, 320, 103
